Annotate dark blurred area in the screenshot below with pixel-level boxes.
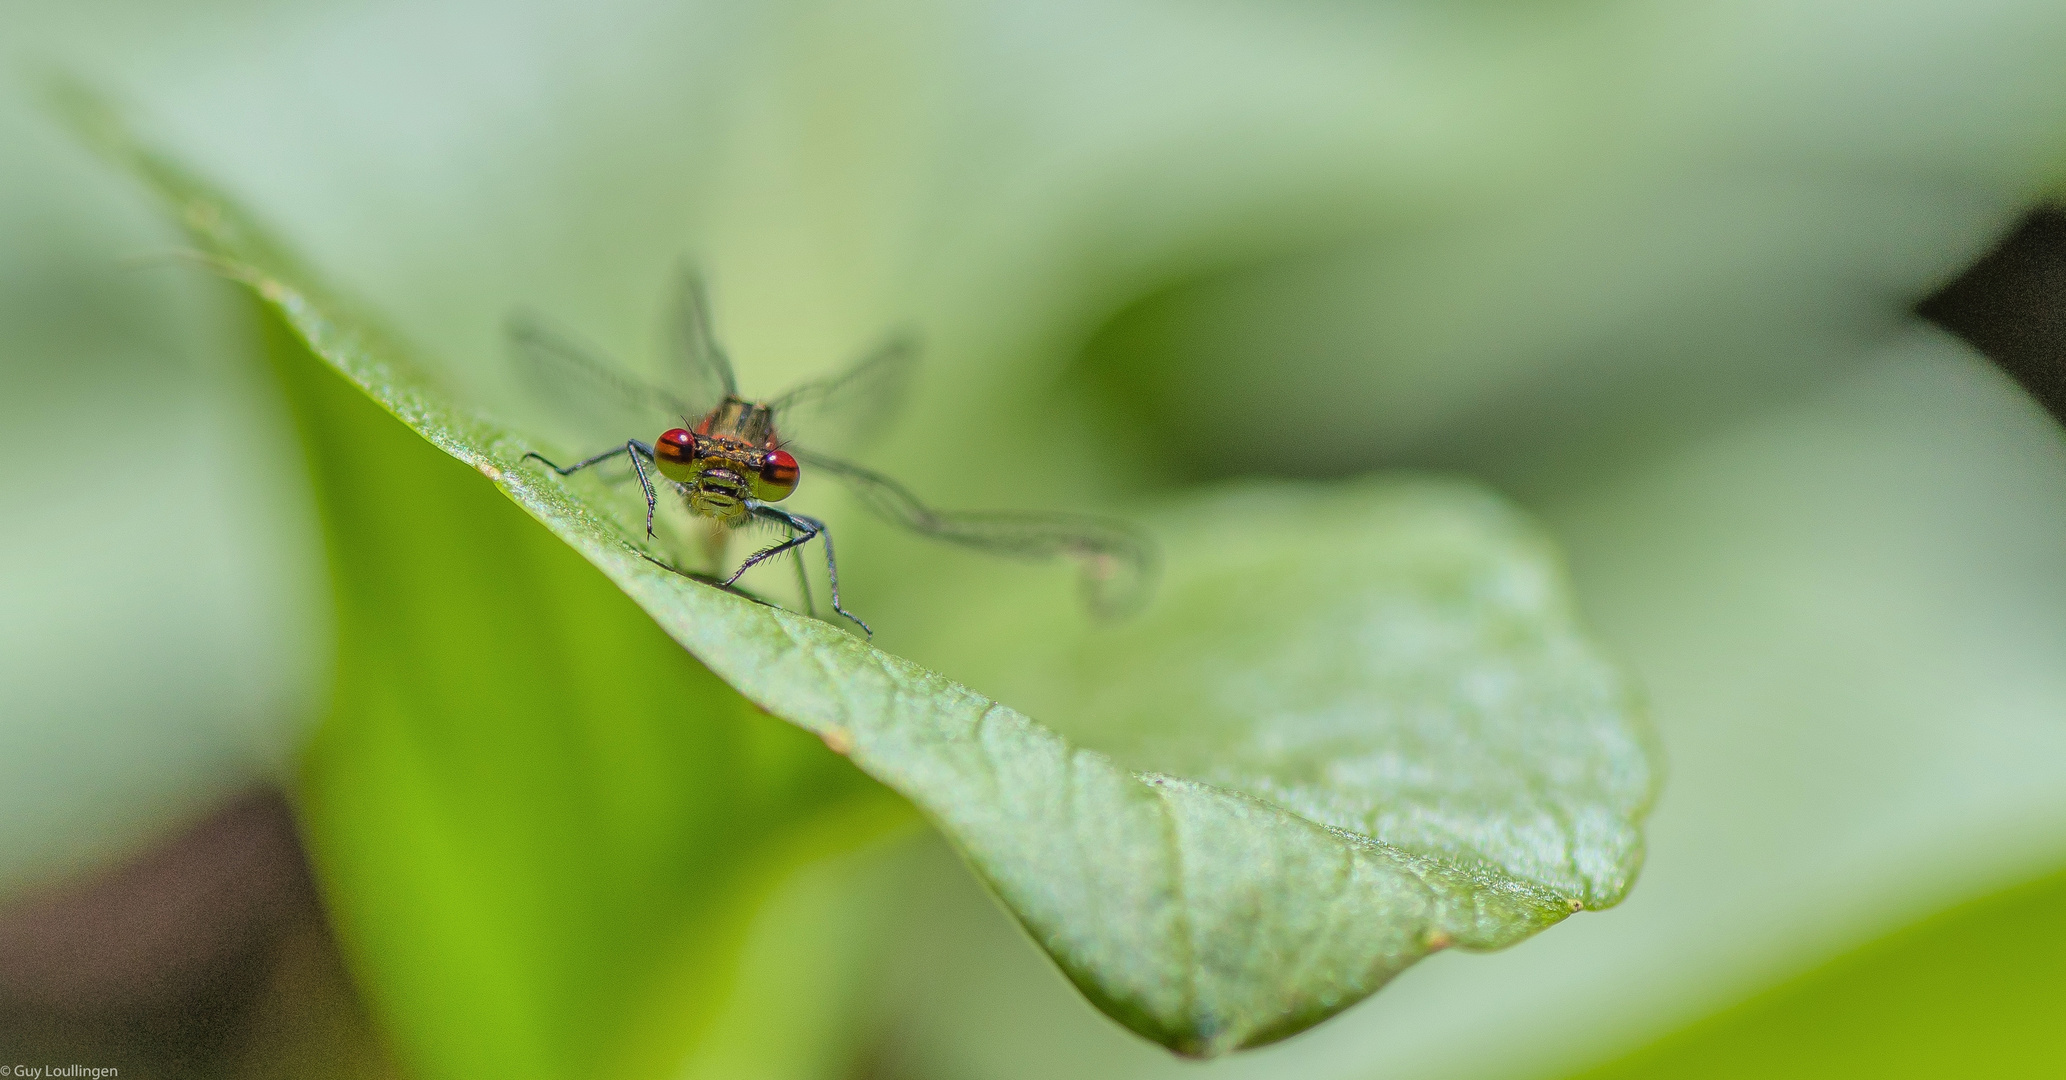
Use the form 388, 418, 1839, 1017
0, 790, 394, 1077
1921, 205, 2066, 421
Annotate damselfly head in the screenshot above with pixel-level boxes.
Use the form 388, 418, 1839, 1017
655, 424, 797, 522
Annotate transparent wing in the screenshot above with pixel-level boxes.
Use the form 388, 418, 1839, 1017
665, 262, 739, 407
796, 451, 1159, 617
508, 311, 698, 435
767, 332, 918, 451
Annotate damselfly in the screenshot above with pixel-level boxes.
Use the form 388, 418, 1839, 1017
513, 269, 1155, 635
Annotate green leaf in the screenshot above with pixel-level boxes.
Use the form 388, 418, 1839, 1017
68, 89, 1656, 1059
896, 480, 1658, 1052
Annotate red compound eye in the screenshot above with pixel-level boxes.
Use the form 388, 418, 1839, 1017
755, 448, 799, 501
654, 428, 699, 482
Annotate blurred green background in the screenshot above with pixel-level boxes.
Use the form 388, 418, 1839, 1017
5, 0, 2066, 1076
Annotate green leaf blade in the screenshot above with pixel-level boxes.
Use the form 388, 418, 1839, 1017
1050, 481, 1655, 913
890, 480, 1653, 1050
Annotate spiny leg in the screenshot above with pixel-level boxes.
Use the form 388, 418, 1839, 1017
768, 508, 869, 637
805, 513, 869, 636
520, 444, 627, 473
726, 506, 820, 584
742, 504, 871, 636
523, 439, 661, 537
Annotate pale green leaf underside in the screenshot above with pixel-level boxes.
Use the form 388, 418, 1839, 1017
76, 97, 1655, 1056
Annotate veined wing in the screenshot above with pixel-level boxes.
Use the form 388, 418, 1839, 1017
508, 311, 699, 435
767, 332, 918, 452
796, 450, 1158, 617
665, 262, 740, 407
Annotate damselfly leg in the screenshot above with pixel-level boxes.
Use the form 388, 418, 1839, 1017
522, 440, 661, 536
733, 504, 871, 636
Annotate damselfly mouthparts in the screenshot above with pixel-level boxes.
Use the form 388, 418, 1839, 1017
513, 268, 1155, 635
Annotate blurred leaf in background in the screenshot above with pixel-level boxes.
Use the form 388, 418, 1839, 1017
0, 27, 320, 898
7, 0, 2066, 1078
1566, 863, 2066, 1079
